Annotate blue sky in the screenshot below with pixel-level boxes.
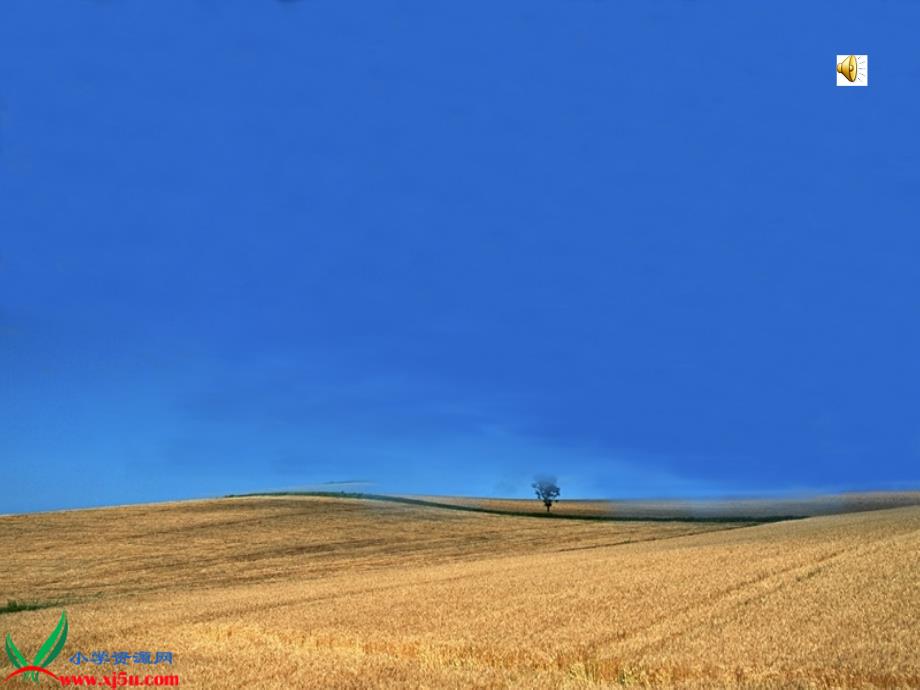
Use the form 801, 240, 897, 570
1, 1, 918, 513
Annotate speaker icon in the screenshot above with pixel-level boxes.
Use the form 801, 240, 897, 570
837, 55, 857, 82
836, 55, 868, 86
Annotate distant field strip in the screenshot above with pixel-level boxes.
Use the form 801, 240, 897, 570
233, 490, 920, 520
1, 496, 918, 688
230, 491, 791, 523
401, 491, 920, 520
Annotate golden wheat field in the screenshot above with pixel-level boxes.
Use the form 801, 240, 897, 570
1, 495, 919, 689
407, 492, 920, 519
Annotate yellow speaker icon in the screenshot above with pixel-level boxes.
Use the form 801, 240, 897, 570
837, 55, 857, 82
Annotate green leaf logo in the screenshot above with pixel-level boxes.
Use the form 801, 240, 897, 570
4, 634, 28, 670
4, 611, 68, 684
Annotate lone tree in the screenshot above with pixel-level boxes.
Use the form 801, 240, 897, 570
532, 475, 561, 513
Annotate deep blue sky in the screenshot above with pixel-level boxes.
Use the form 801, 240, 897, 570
2, 1, 918, 513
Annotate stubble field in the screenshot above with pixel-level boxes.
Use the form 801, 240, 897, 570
1, 495, 919, 688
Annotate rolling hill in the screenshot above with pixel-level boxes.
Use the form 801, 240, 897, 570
2, 494, 918, 688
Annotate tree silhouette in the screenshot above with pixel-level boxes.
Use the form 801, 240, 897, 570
532, 476, 561, 513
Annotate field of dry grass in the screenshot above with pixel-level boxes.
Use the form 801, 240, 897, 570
1, 495, 918, 688
406, 491, 920, 520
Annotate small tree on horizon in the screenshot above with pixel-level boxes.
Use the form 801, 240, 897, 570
532, 476, 561, 513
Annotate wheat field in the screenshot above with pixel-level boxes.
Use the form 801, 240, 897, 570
1, 495, 919, 688
405, 492, 920, 519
